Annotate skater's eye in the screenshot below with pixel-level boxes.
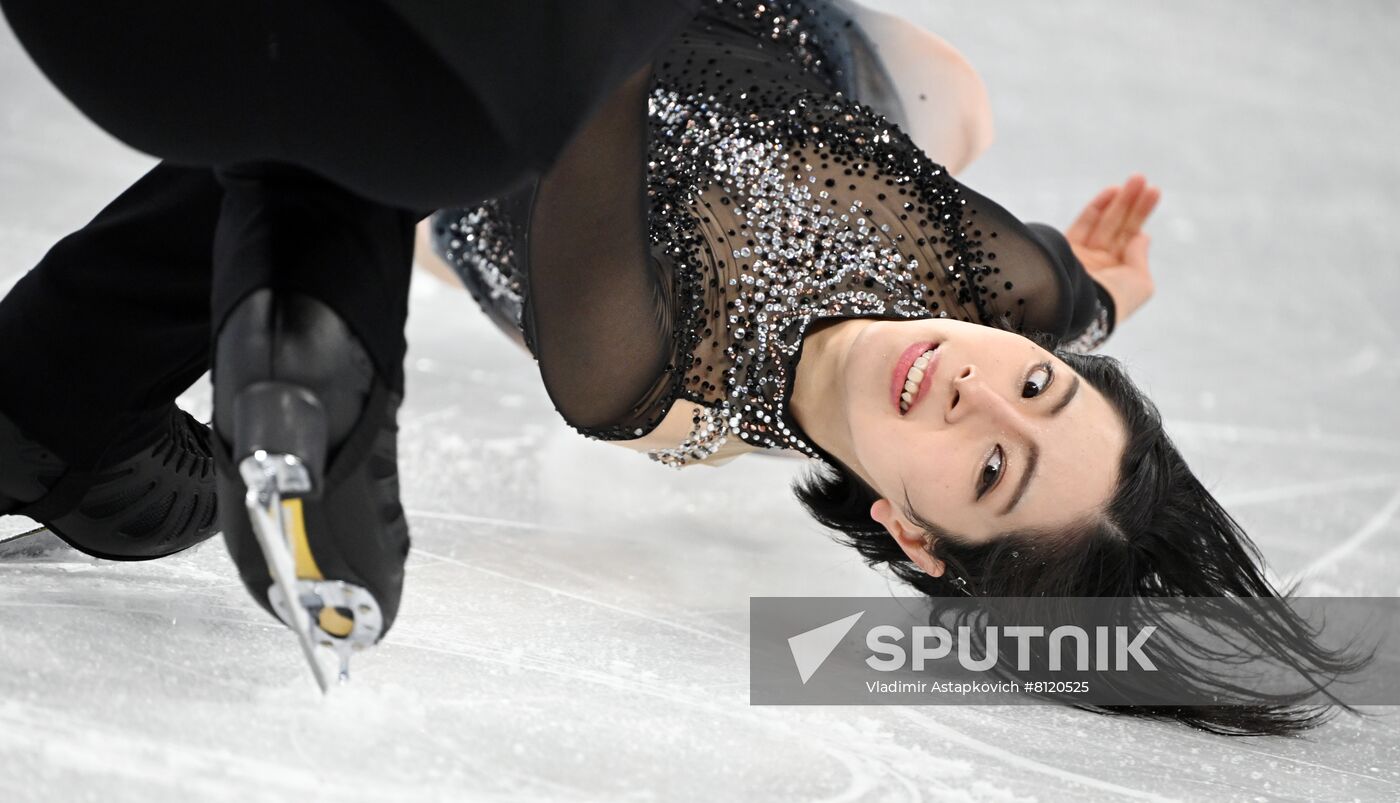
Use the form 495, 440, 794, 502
1022, 363, 1053, 398
976, 445, 1004, 500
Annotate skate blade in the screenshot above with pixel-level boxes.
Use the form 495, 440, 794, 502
240, 452, 383, 694
0, 526, 93, 563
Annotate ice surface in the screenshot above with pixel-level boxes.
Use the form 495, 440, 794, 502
1, 1, 1398, 801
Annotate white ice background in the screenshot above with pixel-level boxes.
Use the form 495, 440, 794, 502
1, 1, 1398, 800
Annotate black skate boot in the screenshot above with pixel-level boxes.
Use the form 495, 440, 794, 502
212, 289, 408, 691
0, 406, 219, 560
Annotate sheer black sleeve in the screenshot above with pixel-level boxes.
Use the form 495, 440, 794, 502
521, 66, 680, 436
1024, 221, 1116, 352
916, 178, 1116, 352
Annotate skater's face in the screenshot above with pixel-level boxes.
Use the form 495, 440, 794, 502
800, 318, 1127, 577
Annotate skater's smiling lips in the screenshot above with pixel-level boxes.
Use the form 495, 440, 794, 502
789, 317, 1129, 557
891, 340, 939, 416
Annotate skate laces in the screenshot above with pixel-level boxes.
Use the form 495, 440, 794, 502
152, 410, 214, 479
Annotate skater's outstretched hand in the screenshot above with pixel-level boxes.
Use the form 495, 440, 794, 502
1065, 173, 1161, 323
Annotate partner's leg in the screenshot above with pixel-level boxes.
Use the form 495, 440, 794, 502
2, 0, 545, 208
210, 164, 419, 399
1, 0, 432, 661
0, 163, 220, 466
0, 0, 697, 680
208, 164, 416, 648
0, 163, 223, 558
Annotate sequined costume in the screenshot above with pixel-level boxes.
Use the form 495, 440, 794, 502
430, 0, 1115, 469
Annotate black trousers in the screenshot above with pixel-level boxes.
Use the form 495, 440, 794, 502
0, 0, 696, 467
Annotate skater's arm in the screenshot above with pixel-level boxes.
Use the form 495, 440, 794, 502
522, 65, 677, 435
844, 3, 995, 175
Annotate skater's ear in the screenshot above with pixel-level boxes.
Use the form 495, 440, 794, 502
870, 498, 945, 577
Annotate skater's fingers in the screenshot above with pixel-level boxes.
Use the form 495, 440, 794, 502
1066, 187, 1117, 244
1112, 185, 1161, 254
1125, 185, 1161, 233
1088, 174, 1146, 249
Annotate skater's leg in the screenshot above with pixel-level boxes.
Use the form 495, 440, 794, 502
207, 163, 416, 669
0, 163, 224, 558
0, 0, 533, 209
0, 0, 428, 662
0, 162, 221, 467
210, 163, 418, 397
0, 0, 697, 208
0, 0, 696, 677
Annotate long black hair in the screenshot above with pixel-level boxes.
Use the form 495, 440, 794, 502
792, 342, 1377, 736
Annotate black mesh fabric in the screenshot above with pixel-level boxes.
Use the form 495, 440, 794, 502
432, 0, 1114, 457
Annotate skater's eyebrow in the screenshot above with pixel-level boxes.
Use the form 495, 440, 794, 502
1001, 375, 1078, 516
1047, 375, 1080, 418
1001, 444, 1037, 517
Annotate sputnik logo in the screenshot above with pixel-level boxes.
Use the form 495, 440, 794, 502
787, 611, 865, 684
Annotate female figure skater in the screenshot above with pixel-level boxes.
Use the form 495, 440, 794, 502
0, 0, 1371, 729
421, 1, 1370, 734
